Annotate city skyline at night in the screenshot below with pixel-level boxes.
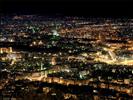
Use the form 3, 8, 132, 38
0, 0, 133, 100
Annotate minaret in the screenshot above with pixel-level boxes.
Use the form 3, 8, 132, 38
41, 63, 43, 70
40, 63, 43, 76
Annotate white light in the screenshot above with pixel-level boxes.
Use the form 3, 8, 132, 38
52, 30, 59, 36
7, 54, 17, 60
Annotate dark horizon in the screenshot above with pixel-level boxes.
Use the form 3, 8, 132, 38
0, 0, 133, 17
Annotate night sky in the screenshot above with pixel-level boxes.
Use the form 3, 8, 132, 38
0, 0, 133, 17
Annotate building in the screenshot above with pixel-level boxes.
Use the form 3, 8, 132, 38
0, 47, 13, 54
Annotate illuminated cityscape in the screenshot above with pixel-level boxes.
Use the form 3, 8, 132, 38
0, 15, 133, 100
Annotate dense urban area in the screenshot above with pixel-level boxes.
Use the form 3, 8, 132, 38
0, 15, 133, 100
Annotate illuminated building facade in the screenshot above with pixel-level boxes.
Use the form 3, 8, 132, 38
0, 47, 13, 54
